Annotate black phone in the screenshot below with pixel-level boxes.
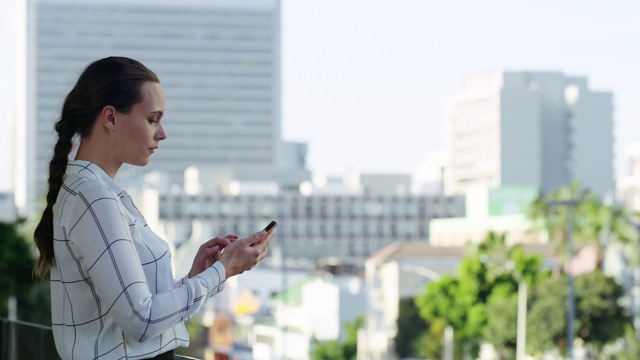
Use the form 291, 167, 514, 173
263, 220, 278, 232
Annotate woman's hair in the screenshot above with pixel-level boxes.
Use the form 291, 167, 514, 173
33, 56, 159, 278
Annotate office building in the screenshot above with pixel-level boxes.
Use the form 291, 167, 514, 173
445, 71, 614, 198
127, 169, 465, 271
0, 192, 18, 222
16, 0, 295, 216
617, 142, 640, 212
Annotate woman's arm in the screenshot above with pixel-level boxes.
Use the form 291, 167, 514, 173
68, 186, 224, 342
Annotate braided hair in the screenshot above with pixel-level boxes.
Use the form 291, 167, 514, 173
33, 57, 159, 278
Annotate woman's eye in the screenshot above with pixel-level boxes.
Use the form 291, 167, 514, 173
148, 118, 157, 124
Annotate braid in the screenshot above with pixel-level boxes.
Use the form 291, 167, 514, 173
33, 119, 75, 278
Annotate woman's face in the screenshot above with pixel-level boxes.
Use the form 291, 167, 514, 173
114, 81, 167, 167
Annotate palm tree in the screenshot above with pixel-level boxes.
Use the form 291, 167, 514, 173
527, 181, 638, 272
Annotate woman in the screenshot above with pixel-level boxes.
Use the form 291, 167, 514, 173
32, 57, 275, 359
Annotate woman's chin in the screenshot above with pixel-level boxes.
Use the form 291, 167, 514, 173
127, 158, 151, 167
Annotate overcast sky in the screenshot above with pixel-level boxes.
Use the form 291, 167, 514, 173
1, 0, 638, 191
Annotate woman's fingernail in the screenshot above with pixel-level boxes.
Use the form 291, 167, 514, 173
259, 231, 267, 239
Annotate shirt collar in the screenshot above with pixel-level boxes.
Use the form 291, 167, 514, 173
66, 160, 125, 196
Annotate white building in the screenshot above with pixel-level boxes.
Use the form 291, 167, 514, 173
247, 272, 366, 360
130, 169, 465, 265
358, 242, 465, 360
445, 71, 614, 198
0, 192, 18, 222
16, 0, 297, 216
430, 185, 545, 247
617, 142, 640, 212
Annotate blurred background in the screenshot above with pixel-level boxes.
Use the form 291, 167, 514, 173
1, 0, 639, 359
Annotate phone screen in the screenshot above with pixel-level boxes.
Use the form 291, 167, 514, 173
263, 220, 278, 232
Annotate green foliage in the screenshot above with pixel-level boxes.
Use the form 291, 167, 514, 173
394, 299, 456, 359
604, 324, 640, 359
395, 297, 430, 358
17, 280, 52, 325
526, 275, 567, 353
483, 294, 518, 359
311, 316, 363, 360
574, 271, 628, 352
0, 221, 38, 318
311, 340, 344, 360
342, 315, 363, 360
484, 269, 629, 358
527, 181, 639, 264
526, 271, 630, 356
416, 232, 549, 358
411, 182, 636, 359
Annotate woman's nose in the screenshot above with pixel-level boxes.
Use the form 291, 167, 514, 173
157, 124, 167, 141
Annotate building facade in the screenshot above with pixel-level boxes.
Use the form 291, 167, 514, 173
0, 192, 18, 222
358, 242, 465, 360
246, 274, 365, 360
17, 0, 290, 215
125, 170, 465, 270
617, 142, 640, 212
155, 188, 466, 269
445, 71, 614, 198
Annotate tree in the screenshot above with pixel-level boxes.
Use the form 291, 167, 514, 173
0, 221, 37, 318
482, 244, 549, 359
416, 232, 549, 359
526, 271, 630, 357
311, 316, 363, 360
311, 340, 344, 360
395, 297, 431, 359
342, 315, 363, 360
527, 181, 638, 270
483, 294, 518, 359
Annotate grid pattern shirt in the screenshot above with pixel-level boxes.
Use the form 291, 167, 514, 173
50, 160, 226, 360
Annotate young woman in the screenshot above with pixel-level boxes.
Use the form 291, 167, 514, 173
32, 57, 275, 360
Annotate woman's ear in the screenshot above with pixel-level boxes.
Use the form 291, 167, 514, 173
100, 105, 117, 133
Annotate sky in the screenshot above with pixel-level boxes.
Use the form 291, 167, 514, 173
1, 0, 639, 191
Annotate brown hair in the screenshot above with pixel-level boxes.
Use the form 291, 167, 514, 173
33, 57, 159, 278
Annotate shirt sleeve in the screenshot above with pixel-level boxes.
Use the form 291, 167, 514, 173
173, 274, 189, 288
67, 184, 225, 342
173, 266, 227, 298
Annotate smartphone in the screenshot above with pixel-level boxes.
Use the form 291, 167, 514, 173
263, 220, 278, 232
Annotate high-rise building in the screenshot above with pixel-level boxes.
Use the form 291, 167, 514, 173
16, 0, 299, 216
444, 71, 614, 198
0, 192, 18, 222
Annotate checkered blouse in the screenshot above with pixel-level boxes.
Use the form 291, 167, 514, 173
50, 160, 226, 359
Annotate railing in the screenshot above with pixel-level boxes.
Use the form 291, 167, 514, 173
0, 317, 202, 360
0, 317, 60, 360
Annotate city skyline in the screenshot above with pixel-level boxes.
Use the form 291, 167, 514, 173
1, 0, 639, 192
14, 0, 289, 215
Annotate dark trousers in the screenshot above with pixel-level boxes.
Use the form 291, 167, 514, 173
149, 350, 174, 359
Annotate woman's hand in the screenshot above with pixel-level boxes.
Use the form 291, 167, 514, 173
219, 229, 275, 279
188, 234, 238, 278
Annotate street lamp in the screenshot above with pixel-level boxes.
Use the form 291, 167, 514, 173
547, 198, 578, 359
505, 260, 528, 360
623, 217, 640, 343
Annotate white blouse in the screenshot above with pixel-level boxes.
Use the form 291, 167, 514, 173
50, 160, 226, 359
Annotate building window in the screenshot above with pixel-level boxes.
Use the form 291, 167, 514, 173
306, 203, 313, 217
